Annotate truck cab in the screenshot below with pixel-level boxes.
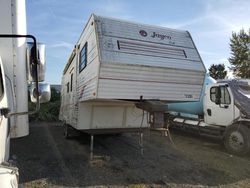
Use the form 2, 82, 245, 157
169, 79, 250, 155
204, 83, 241, 126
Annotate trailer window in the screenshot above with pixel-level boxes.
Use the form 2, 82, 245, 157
66, 82, 69, 93
79, 42, 87, 73
210, 86, 231, 105
70, 73, 73, 92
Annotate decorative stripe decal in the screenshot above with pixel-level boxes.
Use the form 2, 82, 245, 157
99, 77, 201, 85
117, 40, 187, 59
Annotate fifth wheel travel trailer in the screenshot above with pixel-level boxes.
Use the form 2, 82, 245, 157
59, 14, 206, 155
0, 0, 50, 187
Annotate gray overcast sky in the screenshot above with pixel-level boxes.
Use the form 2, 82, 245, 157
26, 0, 250, 84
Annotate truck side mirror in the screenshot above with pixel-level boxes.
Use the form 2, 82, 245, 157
29, 82, 51, 103
215, 87, 221, 105
27, 42, 46, 82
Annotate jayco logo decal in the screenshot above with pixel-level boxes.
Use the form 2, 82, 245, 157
139, 30, 171, 40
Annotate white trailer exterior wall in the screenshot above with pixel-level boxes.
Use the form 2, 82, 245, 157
60, 14, 206, 131
96, 16, 205, 101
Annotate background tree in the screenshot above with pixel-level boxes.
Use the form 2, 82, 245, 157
208, 63, 227, 80
29, 87, 61, 121
50, 87, 61, 102
228, 29, 250, 78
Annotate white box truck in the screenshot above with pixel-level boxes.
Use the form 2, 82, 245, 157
168, 75, 250, 155
0, 0, 50, 187
59, 14, 206, 139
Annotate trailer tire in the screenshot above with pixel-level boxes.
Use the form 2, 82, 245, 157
224, 123, 250, 156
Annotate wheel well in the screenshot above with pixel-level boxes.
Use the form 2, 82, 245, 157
223, 121, 250, 139
238, 121, 250, 129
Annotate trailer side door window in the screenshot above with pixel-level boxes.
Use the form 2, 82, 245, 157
210, 86, 231, 105
79, 42, 88, 73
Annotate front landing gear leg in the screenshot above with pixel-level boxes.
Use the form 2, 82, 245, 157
139, 132, 144, 155
90, 134, 94, 160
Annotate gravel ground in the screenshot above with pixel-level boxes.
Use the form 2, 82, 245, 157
10, 121, 250, 188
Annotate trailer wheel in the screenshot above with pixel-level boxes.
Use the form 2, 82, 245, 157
63, 123, 70, 139
224, 124, 250, 156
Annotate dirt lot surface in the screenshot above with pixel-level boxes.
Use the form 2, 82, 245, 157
11, 122, 250, 188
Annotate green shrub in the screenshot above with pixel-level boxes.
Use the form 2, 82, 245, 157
29, 87, 61, 122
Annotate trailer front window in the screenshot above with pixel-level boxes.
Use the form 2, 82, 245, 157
79, 42, 88, 73
117, 40, 187, 59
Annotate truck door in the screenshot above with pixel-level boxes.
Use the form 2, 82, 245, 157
204, 85, 234, 126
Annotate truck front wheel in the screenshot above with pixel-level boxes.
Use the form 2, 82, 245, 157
224, 123, 250, 156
